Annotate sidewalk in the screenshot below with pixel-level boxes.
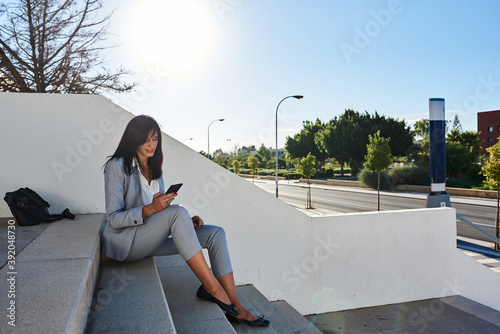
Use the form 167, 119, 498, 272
250, 178, 497, 208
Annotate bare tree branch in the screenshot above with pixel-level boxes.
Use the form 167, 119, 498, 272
0, 0, 134, 93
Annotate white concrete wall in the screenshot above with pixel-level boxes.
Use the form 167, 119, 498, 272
1, 93, 500, 316
0, 93, 131, 216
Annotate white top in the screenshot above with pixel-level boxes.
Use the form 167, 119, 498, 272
429, 98, 445, 121
133, 158, 160, 205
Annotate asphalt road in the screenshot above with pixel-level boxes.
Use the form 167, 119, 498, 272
251, 179, 498, 243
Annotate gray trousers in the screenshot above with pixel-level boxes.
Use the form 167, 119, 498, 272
124, 205, 233, 279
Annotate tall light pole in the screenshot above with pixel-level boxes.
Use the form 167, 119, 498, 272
276, 95, 303, 198
208, 118, 225, 159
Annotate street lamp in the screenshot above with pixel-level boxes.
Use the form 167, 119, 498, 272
276, 95, 303, 198
208, 118, 225, 159
183, 137, 193, 143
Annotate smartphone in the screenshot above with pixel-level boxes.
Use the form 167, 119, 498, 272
166, 183, 183, 194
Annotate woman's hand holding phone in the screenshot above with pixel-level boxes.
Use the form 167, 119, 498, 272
149, 192, 177, 214
143, 184, 182, 218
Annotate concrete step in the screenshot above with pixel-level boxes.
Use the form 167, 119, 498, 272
228, 288, 276, 333
85, 256, 176, 334
236, 285, 322, 334
155, 254, 237, 334
155, 253, 320, 334
0, 214, 103, 334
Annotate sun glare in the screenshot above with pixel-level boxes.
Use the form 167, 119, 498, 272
129, 0, 215, 76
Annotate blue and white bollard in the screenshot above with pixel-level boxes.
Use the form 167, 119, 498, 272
426, 98, 451, 208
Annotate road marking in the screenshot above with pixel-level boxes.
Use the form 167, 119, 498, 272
462, 251, 480, 257
478, 258, 500, 264
461, 249, 500, 275
456, 220, 495, 228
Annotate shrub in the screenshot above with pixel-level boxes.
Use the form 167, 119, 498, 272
358, 169, 391, 189
257, 169, 274, 176
359, 164, 430, 189
314, 169, 334, 178
277, 171, 302, 179
447, 177, 484, 189
471, 185, 492, 190
388, 165, 429, 186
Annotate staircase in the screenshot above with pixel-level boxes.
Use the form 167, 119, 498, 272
0, 214, 318, 333
4, 214, 500, 333
155, 254, 321, 334
86, 253, 321, 333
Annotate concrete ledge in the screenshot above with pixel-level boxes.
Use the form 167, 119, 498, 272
396, 185, 498, 199
0, 214, 103, 334
298, 178, 497, 199
300, 178, 365, 187
238, 174, 286, 180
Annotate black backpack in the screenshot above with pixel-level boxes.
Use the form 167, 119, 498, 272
4, 187, 75, 226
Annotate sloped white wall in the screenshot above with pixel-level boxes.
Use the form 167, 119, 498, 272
1, 93, 499, 316
0, 93, 129, 216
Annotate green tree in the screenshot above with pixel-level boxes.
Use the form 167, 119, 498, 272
364, 131, 393, 211
297, 153, 317, 209
236, 145, 256, 167
446, 129, 483, 179
285, 119, 326, 163
253, 153, 265, 168
480, 141, 500, 250
369, 112, 413, 157
452, 115, 463, 132
413, 119, 430, 140
447, 129, 482, 154
231, 159, 241, 175
212, 149, 231, 169
315, 110, 412, 176
412, 119, 430, 166
0, 0, 133, 93
256, 144, 271, 161
315, 109, 365, 176
247, 155, 259, 183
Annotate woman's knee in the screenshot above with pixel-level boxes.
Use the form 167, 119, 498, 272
201, 225, 227, 245
152, 204, 190, 222
167, 204, 189, 217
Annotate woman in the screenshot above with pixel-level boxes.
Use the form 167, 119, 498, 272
102, 115, 269, 327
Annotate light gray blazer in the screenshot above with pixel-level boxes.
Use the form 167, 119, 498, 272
101, 158, 165, 261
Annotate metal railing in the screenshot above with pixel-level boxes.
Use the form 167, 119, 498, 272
456, 213, 500, 245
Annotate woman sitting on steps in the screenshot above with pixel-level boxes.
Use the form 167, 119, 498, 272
102, 115, 269, 327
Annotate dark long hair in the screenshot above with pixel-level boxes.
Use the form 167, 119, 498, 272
104, 115, 163, 179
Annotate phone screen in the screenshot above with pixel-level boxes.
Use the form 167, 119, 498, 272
166, 183, 183, 194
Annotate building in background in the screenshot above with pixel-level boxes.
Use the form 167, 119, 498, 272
478, 110, 500, 155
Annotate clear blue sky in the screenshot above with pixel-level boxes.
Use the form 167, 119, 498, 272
103, 0, 500, 154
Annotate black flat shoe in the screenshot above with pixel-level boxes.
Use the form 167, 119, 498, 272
196, 285, 239, 316
226, 312, 270, 327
